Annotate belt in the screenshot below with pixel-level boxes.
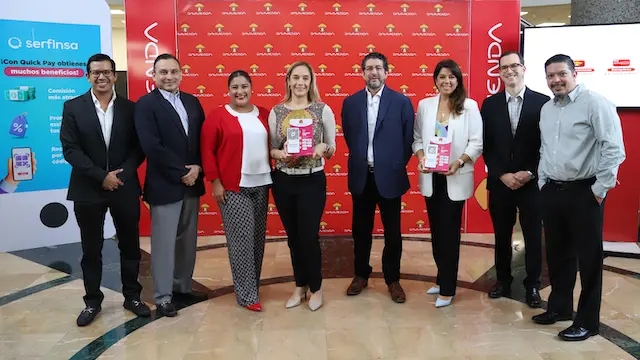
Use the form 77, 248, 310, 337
368, 165, 374, 173
278, 166, 324, 176
547, 177, 596, 190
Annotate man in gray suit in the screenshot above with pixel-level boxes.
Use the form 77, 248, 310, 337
135, 54, 207, 317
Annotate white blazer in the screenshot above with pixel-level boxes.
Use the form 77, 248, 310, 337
412, 95, 483, 201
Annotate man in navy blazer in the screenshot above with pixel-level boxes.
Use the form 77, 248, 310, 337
342, 52, 415, 303
135, 53, 206, 317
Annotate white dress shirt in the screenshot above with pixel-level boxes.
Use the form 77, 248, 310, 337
225, 105, 272, 187
90, 89, 116, 149
159, 88, 189, 136
505, 86, 525, 136
367, 85, 384, 165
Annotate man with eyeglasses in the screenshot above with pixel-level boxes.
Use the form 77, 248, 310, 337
532, 54, 625, 341
480, 51, 549, 308
135, 53, 207, 317
342, 52, 415, 303
60, 53, 150, 326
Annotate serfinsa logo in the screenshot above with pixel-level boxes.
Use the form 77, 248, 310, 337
257, 84, 281, 98
326, 202, 348, 215
427, 44, 450, 57
178, 23, 198, 36
380, 23, 402, 37
360, 3, 383, 16
427, 3, 450, 16
413, 24, 436, 37
400, 202, 415, 214
316, 64, 335, 77
278, 23, 300, 36
243, 23, 266, 36
346, 23, 368, 36
328, 164, 347, 177
267, 203, 278, 215
208, 64, 230, 77
181, 64, 199, 78
188, 3, 212, 15
195, 84, 213, 98
223, 43, 247, 57
258, 2, 281, 15
394, 44, 416, 57
325, 84, 348, 98
291, 2, 315, 15
326, 43, 349, 57
199, 203, 217, 215
326, 2, 349, 15
7, 33, 79, 51
399, 84, 416, 97
446, 24, 469, 37
257, 44, 281, 57
394, 3, 417, 16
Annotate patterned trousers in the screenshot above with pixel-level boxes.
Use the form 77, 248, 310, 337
218, 185, 269, 306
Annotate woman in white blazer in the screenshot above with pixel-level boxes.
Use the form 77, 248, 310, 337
412, 59, 483, 308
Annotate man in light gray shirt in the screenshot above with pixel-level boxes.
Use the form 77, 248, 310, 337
532, 54, 625, 341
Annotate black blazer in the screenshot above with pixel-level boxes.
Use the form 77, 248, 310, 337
481, 87, 550, 191
134, 88, 205, 205
60, 91, 144, 202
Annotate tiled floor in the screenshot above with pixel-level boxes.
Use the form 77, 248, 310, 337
0, 234, 639, 360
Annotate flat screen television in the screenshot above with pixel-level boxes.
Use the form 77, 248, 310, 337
523, 23, 640, 108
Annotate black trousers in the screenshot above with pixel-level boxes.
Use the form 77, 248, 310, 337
542, 178, 604, 331
74, 195, 143, 307
272, 170, 326, 293
352, 170, 402, 285
425, 174, 465, 297
489, 182, 542, 289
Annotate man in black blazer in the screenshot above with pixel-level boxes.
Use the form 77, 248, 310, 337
135, 53, 206, 317
60, 54, 150, 326
481, 51, 550, 308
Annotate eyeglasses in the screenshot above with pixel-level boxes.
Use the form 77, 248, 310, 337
364, 66, 385, 72
89, 70, 114, 78
499, 63, 523, 72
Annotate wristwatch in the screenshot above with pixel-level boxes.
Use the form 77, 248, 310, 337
457, 159, 465, 168
526, 170, 535, 179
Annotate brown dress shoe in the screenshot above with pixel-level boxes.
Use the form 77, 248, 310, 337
388, 282, 406, 303
346, 277, 368, 295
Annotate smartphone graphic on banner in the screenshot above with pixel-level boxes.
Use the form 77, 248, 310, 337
11, 147, 33, 181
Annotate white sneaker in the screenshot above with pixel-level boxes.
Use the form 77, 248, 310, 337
426, 286, 440, 295
285, 286, 308, 309
308, 289, 323, 311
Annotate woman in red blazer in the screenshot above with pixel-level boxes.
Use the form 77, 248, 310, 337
200, 70, 271, 312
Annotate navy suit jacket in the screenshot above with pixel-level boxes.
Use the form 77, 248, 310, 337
341, 87, 415, 199
134, 89, 206, 205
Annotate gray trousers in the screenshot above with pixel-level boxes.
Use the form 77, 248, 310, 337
150, 195, 199, 304
218, 186, 269, 306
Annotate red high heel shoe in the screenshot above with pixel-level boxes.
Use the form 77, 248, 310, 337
245, 303, 262, 312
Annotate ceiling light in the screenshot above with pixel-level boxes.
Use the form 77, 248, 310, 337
110, 9, 125, 15
520, 11, 528, 15
537, 22, 565, 27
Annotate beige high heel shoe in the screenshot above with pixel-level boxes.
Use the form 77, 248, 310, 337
285, 286, 308, 309
308, 289, 323, 311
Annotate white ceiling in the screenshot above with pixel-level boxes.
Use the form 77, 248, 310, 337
105, 0, 571, 6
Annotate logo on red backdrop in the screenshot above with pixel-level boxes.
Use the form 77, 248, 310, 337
327, 164, 347, 177
223, 43, 247, 57
243, 23, 267, 36
223, 3, 247, 15
413, 24, 436, 37
187, 2, 213, 16
427, 3, 450, 16
412, 64, 433, 77
326, 202, 349, 215
316, 64, 335, 77
210, 23, 232, 36
358, 44, 377, 57
335, 124, 343, 137
325, 84, 349, 98
409, 219, 429, 232
345, 64, 362, 77
257, 44, 281, 57
325, 43, 350, 57
291, 43, 315, 57
181, 64, 199, 78
291, 2, 315, 15
257, 2, 281, 15
194, 84, 213, 98
360, 3, 384, 16
319, 221, 336, 233
345, 23, 369, 36
399, 84, 416, 97
199, 203, 217, 216
249, 64, 267, 77
257, 84, 281, 97
326, 2, 349, 16
178, 23, 197, 36
425, 84, 439, 97
213, 223, 225, 235
189, 43, 212, 57
426, 44, 450, 57
277, 23, 300, 36
387, 64, 401, 77
268, 202, 279, 215
312, 23, 335, 36
379, 24, 403, 37
394, 44, 417, 57
394, 3, 417, 16
446, 24, 469, 37
209, 64, 230, 77
400, 202, 415, 214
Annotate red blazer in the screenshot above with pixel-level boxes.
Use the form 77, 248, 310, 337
200, 105, 271, 192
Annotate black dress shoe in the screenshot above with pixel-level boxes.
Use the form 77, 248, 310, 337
532, 311, 572, 325
76, 306, 101, 327
488, 283, 511, 299
526, 288, 542, 308
559, 325, 598, 341
156, 301, 177, 317
173, 290, 208, 302
124, 299, 151, 317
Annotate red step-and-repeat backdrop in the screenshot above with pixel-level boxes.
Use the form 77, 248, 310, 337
125, 0, 521, 237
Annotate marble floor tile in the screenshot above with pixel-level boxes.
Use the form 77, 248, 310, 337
0, 253, 66, 297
